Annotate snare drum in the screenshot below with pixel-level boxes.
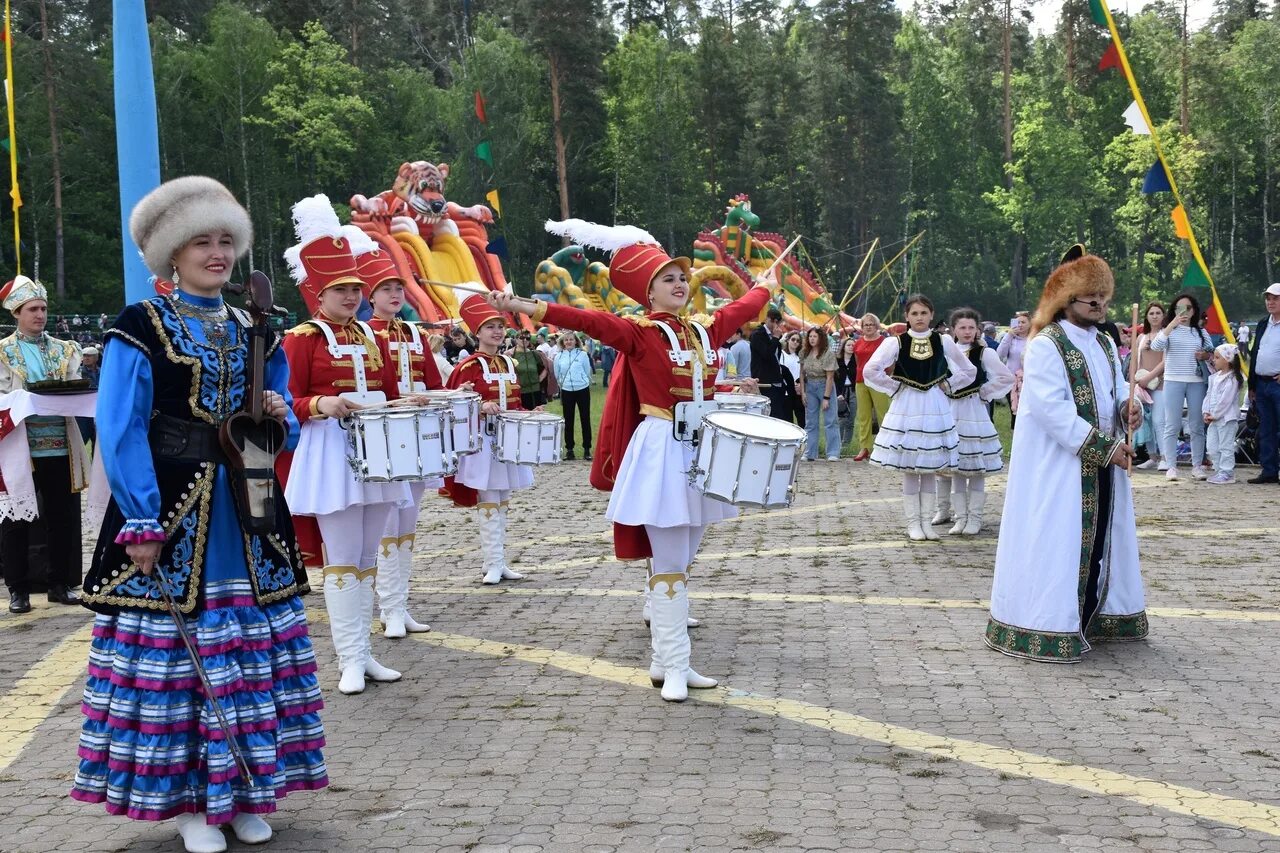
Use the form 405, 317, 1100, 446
492, 411, 563, 466
713, 392, 771, 416
419, 390, 482, 457
690, 411, 805, 508
342, 405, 452, 482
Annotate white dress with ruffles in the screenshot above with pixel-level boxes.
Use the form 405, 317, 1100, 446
864, 330, 976, 473
949, 344, 1015, 474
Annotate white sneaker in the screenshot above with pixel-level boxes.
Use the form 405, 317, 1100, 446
176, 814, 227, 853
1157, 460, 1170, 471
1190, 465, 1209, 480
1135, 459, 1158, 470
1165, 467, 1179, 481
229, 813, 273, 845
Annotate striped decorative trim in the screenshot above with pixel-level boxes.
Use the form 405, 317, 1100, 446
1086, 611, 1149, 643
984, 617, 1083, 663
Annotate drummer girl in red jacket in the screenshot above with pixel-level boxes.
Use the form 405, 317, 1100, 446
489, 221, 777, 702
442, 294, 536, 586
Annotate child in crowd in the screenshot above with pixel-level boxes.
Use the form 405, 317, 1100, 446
1202, 343, 1243, 484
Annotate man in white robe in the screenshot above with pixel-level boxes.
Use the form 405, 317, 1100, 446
986, 246, 1148, 663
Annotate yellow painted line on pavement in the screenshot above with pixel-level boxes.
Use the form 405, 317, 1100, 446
0, 624, 93, 773
414, 629, 1280, 839
415, 584, 1280, 623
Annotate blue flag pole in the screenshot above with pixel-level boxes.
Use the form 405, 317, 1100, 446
114, 0, 161, 303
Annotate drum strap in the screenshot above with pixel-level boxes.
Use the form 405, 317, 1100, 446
480, 354, 518, 410
311, 319, 376, 395
652, 319, 717, 404
392, 320, 425, 394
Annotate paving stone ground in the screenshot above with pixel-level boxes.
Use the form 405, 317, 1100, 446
1, 457, 1278, 852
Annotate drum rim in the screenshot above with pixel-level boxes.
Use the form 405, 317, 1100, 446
701, 410, 806, 440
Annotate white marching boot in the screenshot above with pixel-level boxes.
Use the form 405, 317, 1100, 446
495, 504, 524, 580
642, 588, 701, 628
648, 571, 696, 702
323, 568, 367, 695
948, 489, 969, 535
397, 540, 431, 632
963, 491, 986, 535
903, 494, 926, 541
478, 505, 504, 585
359, 571, 401, 684
918, 492, 941, 540
376, 538, 408, 638
229, 813, 273, 845
931, 476, 953, 525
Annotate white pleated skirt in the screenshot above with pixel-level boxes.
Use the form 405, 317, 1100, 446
870, 385, 961, 473
950, 394, 1004, 474
455, 432, 535, 492
606, 417, 738, 528
285, 418, 411, 515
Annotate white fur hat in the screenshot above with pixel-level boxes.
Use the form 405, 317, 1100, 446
128, 176, 252, 280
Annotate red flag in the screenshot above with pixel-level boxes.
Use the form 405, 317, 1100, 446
474, 91, 488, 124
1098, 42, 1120, 71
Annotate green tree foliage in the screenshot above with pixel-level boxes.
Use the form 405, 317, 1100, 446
1, 0, 1277, 326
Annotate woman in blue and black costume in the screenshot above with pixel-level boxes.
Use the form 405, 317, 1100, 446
71, 177, 327, 853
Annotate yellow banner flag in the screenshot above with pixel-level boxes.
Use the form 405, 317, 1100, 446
485, 189, 501, 218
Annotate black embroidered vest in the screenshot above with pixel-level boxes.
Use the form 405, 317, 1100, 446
81, 297, 307, 616
948, 344, 987, 398
894, 331, 949, 390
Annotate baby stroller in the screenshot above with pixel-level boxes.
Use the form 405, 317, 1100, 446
1236, 401, 1259, 465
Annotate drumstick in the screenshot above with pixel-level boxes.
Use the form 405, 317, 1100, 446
757, 235, 803, 288
1126, 302, 1139, 449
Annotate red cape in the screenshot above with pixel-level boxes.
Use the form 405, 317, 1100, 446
276, 450, 324, 568
589, 352, 652, 560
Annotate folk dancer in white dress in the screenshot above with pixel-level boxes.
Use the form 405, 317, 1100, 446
935, 308, 1014, 535
986, 245, 1147, 663
863, 294, 976, 541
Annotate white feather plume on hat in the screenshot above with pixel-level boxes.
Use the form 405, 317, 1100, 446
283, 244, 306, 286
545, 219, 657, 254
290, 194, 342, 244
341, 224, 379, 257
128, 176, 251, 280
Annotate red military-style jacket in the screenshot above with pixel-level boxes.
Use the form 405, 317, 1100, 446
276, 315, 400, 566
533, 284, 773, 559
445, 352, 526, 408
367, 316, 444, 393
438, 350, 526, 509
283, 316, 401, 422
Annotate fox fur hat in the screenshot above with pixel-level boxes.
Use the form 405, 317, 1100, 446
1031, 244, 1115, 334
128, 176, 252, 281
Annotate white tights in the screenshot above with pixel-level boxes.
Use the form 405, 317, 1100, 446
386, 482, 427, 540
478, 488, 512, 505
952, 474, 986, 494
643, 525, 707, 573
901, 473, 936, 496
317, 503, 395, 568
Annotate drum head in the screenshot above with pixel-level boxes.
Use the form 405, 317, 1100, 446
704, 410, 805, 439
497, 411, 561, 424
713, 393, 767, 405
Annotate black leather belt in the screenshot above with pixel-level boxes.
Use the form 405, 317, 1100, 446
149, 413, 229, 465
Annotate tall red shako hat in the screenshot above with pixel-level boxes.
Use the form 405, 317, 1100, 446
544, 219, 690, 310
342, 225, 401, 295
283, 195, 363, 315
459, 293, 505, 335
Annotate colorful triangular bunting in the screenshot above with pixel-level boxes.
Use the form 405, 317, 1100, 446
1098, 42, 1120, 71
485, 189, 502, 218
474, 91, 488, 125
1182, 261, 1210, 288
486, 236, 509, 260
1171, 205, 1191, 239
1089, 0, 1108, 26
475, 141, 493, 167
1141, 161, 1172, 194
1123, 102, 1151, 136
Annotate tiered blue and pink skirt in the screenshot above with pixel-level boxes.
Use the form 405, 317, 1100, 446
70, 576, 328, 824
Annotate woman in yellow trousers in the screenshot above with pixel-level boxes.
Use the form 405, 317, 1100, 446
851, 313, 891, 461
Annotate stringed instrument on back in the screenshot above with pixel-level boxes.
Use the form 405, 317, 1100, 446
219, 270, 288, 534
